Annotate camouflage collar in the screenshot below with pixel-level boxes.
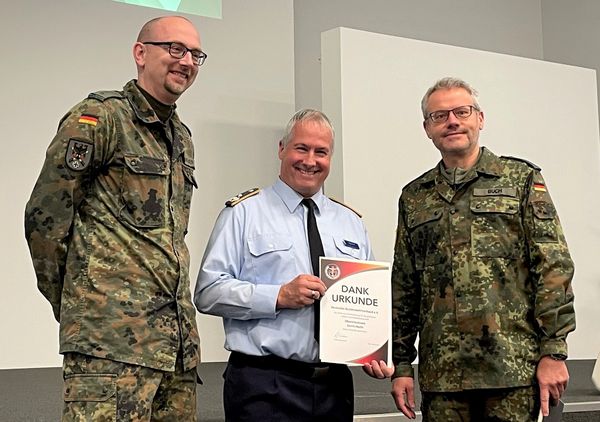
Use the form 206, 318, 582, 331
418, 147, 503, 186
123, 80, 178, 125
471, 147, 503, 177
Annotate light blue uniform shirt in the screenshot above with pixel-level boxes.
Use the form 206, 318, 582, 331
195, 178, 374, 362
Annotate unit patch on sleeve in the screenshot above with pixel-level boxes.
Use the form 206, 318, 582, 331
65, 139, 93, 171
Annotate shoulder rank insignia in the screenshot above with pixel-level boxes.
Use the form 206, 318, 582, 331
226, 188, 260, 207
501, 155, 541, 171
87, 90, 123, 102
328, 197, 362, 218
65, 138, 93, 171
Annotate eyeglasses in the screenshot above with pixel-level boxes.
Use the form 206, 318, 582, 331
143, 41, 207, 66
426, 105, 479, 124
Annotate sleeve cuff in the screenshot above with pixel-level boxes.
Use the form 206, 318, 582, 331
539, 339, 568, 358
392, 363, 414, 379
251, 284, 282, 318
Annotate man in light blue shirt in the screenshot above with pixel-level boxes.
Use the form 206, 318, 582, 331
195, 109, 392, 421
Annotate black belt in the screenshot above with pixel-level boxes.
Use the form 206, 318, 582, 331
229, 351, 341, 380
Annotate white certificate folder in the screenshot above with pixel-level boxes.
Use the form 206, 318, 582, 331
318, 257, 392, 365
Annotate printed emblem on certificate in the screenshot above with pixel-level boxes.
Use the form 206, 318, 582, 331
319, 257, 391, 365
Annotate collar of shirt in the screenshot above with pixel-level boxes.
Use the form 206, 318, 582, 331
273, 178, 326, 215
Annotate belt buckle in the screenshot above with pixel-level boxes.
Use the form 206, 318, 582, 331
311, 366, 330, 379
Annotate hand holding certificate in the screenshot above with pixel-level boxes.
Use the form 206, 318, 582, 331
318, 257, 392, 366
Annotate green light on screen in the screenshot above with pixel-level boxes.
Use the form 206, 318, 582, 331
113, 0, 222, 19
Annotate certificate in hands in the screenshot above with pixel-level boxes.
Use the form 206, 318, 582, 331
318, 257, 391, 365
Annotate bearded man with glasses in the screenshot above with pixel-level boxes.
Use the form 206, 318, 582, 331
25, 16, 205, 421
390, 77, 575, 421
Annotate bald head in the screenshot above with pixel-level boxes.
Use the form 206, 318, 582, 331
137, 16, 196, 42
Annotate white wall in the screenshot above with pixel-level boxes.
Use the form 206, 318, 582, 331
322, 27, 600, 359
542, 0, 600, 122
0, 0, 294, 369
294, 0, 544, 110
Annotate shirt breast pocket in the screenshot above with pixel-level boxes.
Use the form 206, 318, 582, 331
119, 154, 169, 228
247, 233, 298, 284
407, 207, 444, 269
470, 197, 520, 258
333, 236, 363, 259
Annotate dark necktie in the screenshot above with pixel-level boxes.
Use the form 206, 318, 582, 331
302, 198, 324, 342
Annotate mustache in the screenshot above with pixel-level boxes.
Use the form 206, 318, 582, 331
443, 129, 467, 136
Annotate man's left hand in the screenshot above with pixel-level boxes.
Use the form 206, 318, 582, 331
362, 360, 394, 379
536, 355, 569, 416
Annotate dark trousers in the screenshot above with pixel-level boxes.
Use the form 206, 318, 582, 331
223, 352, 354, 422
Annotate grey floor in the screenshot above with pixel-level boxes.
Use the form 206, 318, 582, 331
1, 360, 598, 421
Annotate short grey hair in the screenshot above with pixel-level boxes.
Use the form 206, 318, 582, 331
421, 77, 481, 119
280, 109, 335, 151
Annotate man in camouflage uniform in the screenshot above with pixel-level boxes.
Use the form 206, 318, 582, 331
24, 16, 206, 421
391, 77, 575, 421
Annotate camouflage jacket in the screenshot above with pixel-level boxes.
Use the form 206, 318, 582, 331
25, 80, 200, 371
391, 147, 575, 391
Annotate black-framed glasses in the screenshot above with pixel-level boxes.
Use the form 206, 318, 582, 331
427, 105, 479, 124
143, 41, 207, 66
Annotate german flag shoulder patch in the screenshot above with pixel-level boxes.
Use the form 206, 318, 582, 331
78, 114, 99, 126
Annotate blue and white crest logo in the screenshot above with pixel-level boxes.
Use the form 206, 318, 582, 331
65, 139, 93, 171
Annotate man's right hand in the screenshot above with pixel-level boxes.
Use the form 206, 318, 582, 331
391, 377, 416, 419
276, 275, 327, 309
